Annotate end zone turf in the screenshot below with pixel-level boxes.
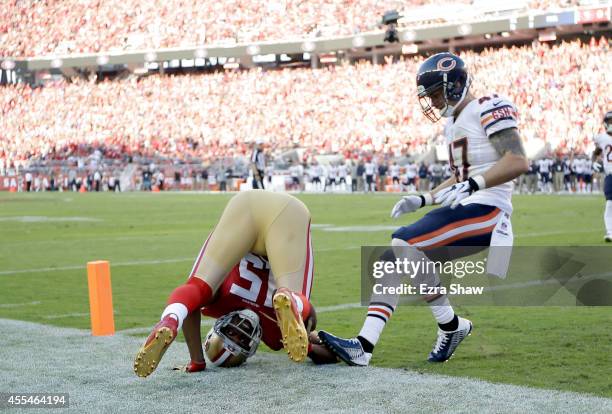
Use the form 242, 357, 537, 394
1, 319, 610, 413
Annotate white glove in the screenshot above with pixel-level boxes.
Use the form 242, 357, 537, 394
434, 175, 485, 209
390, 193, 432, 218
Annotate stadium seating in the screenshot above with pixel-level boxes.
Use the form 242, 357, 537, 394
1, 0, 581, 57
1, 38, 607, 174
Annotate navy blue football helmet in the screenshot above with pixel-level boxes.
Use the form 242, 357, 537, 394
416, 52, 471, 122
604, 110, 612, 133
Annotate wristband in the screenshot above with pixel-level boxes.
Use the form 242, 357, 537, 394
419, 193, 434, 207
468, 175, 486, 192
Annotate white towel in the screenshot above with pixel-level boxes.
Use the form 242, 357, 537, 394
487, 212, 513, 278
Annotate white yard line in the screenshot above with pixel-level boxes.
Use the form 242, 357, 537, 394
0, 246, 361, 276
0, 301, 41, 308
0, 258, 194, 276
43, 311, 119, 320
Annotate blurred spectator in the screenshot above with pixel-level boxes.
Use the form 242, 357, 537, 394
378, 161, 388, 193
0, 38, 608, 184
0, 0, 579, 58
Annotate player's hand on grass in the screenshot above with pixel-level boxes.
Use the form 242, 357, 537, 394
172, 360, 207, 373
390, 194, 432, 218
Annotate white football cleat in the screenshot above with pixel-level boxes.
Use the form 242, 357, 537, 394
317, 331, 372, 366
604, 234, 612, 243
428, 316, 473, 363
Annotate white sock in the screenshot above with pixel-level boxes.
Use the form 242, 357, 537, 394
161, 303, 188, 330
605, 200, 612, 236
428, 295, 455, 325
358, 303, 394, 347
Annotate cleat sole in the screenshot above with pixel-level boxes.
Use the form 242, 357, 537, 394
133, 327, 175, 378
273, 292, 308, 363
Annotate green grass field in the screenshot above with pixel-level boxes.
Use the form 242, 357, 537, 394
0, 192, 610, 397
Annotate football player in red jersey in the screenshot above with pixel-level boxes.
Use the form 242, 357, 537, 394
135, 191, 333, 377
174, 254, 335, 371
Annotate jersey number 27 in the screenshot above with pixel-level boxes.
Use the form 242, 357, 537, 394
449, 137, 470, 182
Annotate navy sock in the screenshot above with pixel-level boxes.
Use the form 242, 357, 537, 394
438, 315, 459, 332
357, 335, 374, 353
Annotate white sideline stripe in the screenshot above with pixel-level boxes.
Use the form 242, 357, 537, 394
0, 246, 360, 276
322, 225, 398, 232
0, 301, 41, 308
1, 318, 610, 413
0, 258, 193, 276
0, 216, 102, 223
317, 302, 361, 312
44, 311, 119, 320
515, 228, 600, 238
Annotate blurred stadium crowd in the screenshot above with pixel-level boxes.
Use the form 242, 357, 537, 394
1, 0, 580, 57
1, 38, 608, 175
5, 155, 606, 196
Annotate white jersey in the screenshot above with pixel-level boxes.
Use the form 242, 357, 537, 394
390, 165, 400, 178
538, 159, 552, 174
328, 165, 338, 179
444, 94, 518, 214
311, 165, 323, 178
338, 164, 348, 178
572, 158, 585, 175
594, 133, 612, 175
406, 163, 418, 179
364, 162, 376, 176
583, 159, 593, 175
289, 165, 302, 178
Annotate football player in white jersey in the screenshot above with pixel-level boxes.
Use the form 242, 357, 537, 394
572, 156, 586, 193
390, 162, 401, 191
593, 111, 612, 242
325, 163, 338, 192
537, 157, 553, 193
319, 52, 529, 365
338, 162, 349, 191
404, 162, 418, 192
364, 160, 377, 192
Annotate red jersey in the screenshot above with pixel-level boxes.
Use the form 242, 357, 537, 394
202, 253, 311, 351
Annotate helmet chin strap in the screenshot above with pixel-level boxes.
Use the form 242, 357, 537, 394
439, 74, 471, 118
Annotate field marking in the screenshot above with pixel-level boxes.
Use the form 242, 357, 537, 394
1, 318, 610, 413
0, 301, 41, 308
0, 258, 195, 276
0, 246, 360, 276
317, 302, 362, 312
43, 311, 120, 320
322, 225, 399, 232
0, 215, 102, 222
